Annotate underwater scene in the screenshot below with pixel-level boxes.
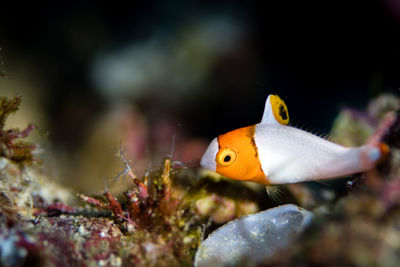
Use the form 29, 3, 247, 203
1, 1, 400, 266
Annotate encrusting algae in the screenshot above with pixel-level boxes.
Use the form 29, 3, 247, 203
78, 155, 204, 265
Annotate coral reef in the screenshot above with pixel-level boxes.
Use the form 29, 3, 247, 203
1, 94, 400, 266
0, 95, 263, 266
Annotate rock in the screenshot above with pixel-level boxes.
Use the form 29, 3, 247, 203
195, 204, 314, 267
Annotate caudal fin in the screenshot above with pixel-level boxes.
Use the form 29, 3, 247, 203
376, 142, 390, 164
364, 111, 394, 166
362, 142, 390, 168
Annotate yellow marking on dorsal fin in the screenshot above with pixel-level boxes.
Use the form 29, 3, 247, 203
270, 95, 289, 125
261, 94, 290, 125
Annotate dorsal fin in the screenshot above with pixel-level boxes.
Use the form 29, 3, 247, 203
260, 94, 290, 125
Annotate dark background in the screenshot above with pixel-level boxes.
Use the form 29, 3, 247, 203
1, 0, 399, 149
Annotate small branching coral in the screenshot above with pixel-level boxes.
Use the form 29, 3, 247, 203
79, 154, 203, 265
0, 95, 36, 163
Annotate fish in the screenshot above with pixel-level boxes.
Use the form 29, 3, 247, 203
200, 94, 389, 185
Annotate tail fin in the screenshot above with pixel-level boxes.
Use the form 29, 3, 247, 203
364, 111, 394, 167
376, 142, 390, 164
361, 142, 390, 169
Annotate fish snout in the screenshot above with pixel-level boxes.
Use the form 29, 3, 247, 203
200, 137, 218, 171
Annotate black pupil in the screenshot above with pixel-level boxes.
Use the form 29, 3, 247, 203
279, 105, 288, 120
224, 155, 231, 162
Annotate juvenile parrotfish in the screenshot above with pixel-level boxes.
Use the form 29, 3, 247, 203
200, 94, 389, 185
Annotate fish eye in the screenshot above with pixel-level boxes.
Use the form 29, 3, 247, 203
224, 155, 231, 162
216, 148, 237, 166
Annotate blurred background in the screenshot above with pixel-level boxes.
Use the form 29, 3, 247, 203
0, 0, 399, 192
